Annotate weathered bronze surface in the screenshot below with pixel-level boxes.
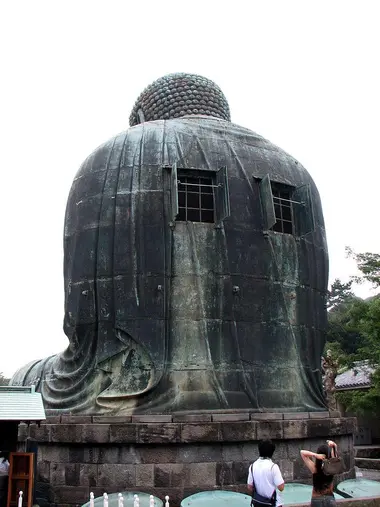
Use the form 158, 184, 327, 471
11, 74, 329, 414
129, 73, 231, 126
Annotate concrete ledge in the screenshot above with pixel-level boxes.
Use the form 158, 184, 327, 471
42, 411, 353, 423
41, 416, 61, 424
355, 446, 380, 459
172, 414, 212, 423
354, 457, 380, 470
309, 411, 330, 419
25, 416, 357, 444
61, 415, 92, 424
251, 413, 284, 420
212, 413, 250, 422
283, 412, 310, 420
92, 416, 132, 423
132, 415, 173, 423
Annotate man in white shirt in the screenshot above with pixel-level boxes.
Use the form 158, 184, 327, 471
247, 439, 285, 507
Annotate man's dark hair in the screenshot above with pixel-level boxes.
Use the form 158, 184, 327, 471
258, 439, 276, 458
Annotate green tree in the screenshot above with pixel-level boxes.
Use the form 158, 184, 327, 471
350, 297, 380, 366
326, 279, 362, 355
327, 278, 354, 310
346, 247, 380, 287
325, 250, 380, 415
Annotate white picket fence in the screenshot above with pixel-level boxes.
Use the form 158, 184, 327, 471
17, 490, 169, 507
92, 492, 169, 507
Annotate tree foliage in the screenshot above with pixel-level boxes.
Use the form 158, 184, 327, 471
350, 297, 380, 366
0, 372, 10, 386
326, 250, 380, 415
326, 278, 361, 354
346, 247, 380, 287
327, 278, 354, 310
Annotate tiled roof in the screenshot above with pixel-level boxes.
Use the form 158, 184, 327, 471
335, 362, 375, 390
0, 386, 46, 421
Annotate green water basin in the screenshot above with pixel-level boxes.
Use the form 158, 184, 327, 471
336, 479, 380, 498
181, 486, 345, 506
181, 491, 250, 506
281, 484, 344, 504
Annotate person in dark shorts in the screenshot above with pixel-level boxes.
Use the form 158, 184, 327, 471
300, 440, 338, 506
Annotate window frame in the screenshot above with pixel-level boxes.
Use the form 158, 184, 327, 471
177, 170, 216, 223
169, 164, 230, 227
271, 182, 295, 235
258, 174, 315, 237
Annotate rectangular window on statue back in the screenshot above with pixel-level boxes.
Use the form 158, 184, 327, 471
258, 174, 315, 237
177, 172, 215, 223
169, 164, 230, 225
271, 183, 294, 234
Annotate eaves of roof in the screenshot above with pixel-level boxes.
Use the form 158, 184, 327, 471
0, 386, 46, 421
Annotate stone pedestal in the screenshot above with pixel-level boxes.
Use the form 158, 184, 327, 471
18, 412, 356, 507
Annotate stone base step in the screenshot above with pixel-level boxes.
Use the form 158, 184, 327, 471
354, 457, 380, 470
354, 445, 380, 459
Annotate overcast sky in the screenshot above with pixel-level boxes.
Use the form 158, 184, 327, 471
0, 1, 379, 378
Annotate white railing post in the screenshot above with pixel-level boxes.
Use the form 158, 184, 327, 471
134, 494, 138, 507
90, 492, 94, 507
165, 495, 169, 507
103, 492, 108, 507
18, 491, 23, 507
149, 495, 154, 507
118, 493, 124, 507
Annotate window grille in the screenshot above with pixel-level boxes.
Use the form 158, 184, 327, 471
258, 174, 315, 236
177, 174, 215, 223
169, 165, 230, 225
271, 184, 294, 234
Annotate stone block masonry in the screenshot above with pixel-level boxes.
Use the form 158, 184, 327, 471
19, 413, 356, 507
